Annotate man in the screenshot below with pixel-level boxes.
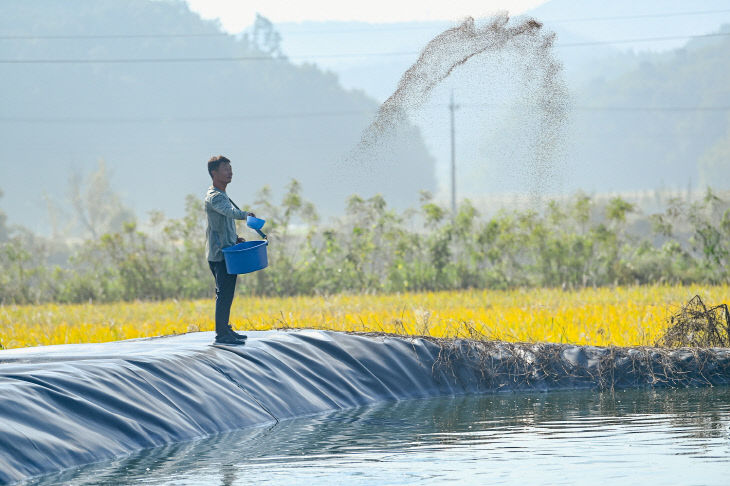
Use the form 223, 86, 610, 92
205, 155, 254, 345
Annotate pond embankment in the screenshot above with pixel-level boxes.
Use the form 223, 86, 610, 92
1, 330, 729, 483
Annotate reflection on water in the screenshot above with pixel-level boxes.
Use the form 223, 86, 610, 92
28, 388, 730, 485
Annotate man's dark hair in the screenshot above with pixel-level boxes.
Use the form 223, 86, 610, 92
208, 155, 231, 178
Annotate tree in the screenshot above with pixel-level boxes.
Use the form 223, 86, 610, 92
0, 189, 8, 242
251, 13, 283, 58
699, 123, 730, 188
606, 197, 636, 226
68, 160, 135, 239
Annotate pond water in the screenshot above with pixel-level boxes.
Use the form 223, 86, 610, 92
28, 387, 730, 485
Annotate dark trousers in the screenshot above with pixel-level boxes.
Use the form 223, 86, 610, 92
209, 260, 237, 335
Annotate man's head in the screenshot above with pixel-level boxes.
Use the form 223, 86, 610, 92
208, 155, 233, 188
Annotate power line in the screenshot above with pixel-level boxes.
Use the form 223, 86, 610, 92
545, 8, 730, 23
1, 105, 729, 124
275, 9, 730, 31
462, 104, 730, 113
1, 31, 728, 64
0, 110, 377, 123
572, 106, 730, 112
0, 52, 415, 63
0, 32, 230, 40
2, 8, 730, 39
556, 31, 730, 48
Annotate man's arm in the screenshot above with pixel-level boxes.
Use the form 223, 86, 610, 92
209, 193, 247, 219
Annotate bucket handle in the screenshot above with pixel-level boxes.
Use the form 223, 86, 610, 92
229, 197, 267, 241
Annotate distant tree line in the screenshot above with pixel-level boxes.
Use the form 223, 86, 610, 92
1, 180, 730, 305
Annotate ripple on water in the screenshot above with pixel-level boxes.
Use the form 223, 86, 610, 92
27, 387, 730, 486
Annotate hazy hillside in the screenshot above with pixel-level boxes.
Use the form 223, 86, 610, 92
266, 1, 730, 202
0, 0, 436, 232
274, 0, 730, 102
3, 0, 729, 233
564, 28, 730, 193
274, 18, 614, 102
530, 0, 730, 52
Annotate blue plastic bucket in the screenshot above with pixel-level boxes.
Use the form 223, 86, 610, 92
246, 215, 266, 230
221, 240, 269, 274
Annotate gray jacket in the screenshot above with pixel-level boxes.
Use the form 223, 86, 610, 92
205, 186, 247, 262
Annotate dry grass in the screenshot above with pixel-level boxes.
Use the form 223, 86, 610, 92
422, 336, 730, 391
1, 284, 728, 350
656, 295, 730, 347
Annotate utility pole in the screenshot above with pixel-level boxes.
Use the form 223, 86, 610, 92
449, 90, 459, 218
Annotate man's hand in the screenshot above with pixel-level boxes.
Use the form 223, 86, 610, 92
247, 212, 256, 218
236, 236, 246, 243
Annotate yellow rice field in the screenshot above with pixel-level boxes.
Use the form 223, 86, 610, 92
0, 285, 727, 350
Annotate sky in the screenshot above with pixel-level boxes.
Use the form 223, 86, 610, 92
184, 0, 549, 32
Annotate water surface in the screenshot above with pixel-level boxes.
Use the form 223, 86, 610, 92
28, 387, 730, 485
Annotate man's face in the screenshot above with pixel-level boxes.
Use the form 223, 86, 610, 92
213, 162, 233, 184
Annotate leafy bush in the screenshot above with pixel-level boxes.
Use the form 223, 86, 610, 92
2, 183, 730, 304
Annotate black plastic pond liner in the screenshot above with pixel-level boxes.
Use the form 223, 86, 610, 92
1, 330, 730, 483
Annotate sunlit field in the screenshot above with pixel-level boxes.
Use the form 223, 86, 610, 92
1, 285, 726, 350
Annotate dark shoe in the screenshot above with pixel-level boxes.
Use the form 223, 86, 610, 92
226, 324, 248, 341
214, 333, 246, 345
